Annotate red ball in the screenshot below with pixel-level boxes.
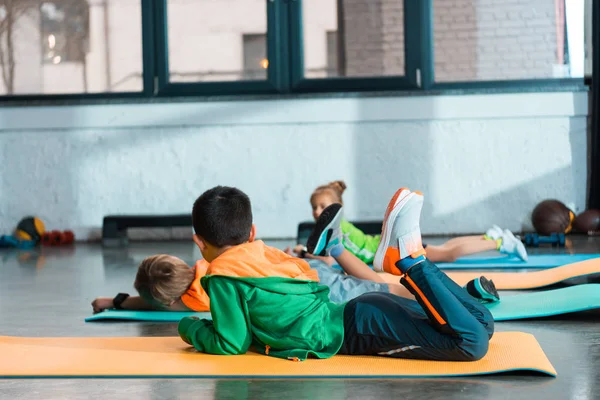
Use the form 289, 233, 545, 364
41, 232, 52, 246
50, 231, 63, 246
63, 230, 75, 245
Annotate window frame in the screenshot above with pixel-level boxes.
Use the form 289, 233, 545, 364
0, 0, 587, 103
0, 0, 155, 101
287, 0, 422, 93
153, 0, 289, 97
423, 0, 585, 91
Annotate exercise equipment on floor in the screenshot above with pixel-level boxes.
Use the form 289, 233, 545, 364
522, 233, 566, 248
0, 216, 46, 249
0, 235, 36, 249
531, 199, 575, 236
86, 283, 600, 323
435, 253, 599, 269
487, 284, 600, 321
86, 310, 210, 322
14, 216, 45, 242
41, 230, 75, 247
0, 333, 556, 378
378, 257, 600, 289
573, 209, 600, 234
1, 217, 74, 248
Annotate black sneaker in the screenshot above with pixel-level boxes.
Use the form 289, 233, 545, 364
306, 203, 343, 256
464, 276, 500, 303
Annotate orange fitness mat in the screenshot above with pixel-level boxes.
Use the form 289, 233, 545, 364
379, 258, 600, 290
0, 332, 556, 378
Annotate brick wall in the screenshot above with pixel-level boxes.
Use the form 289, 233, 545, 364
342, 0, 404, 77
434, 0, 558, 81
381, 0, 405, 76
342, 0, 559, 81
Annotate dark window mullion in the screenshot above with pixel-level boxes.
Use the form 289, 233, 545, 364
289, 0, 415, 93
154, 0, 281, 96
288, 0, 305, 89
153, 0, 169, 94
267, 0, 290, 93
141, 0, 156, 96
404, 0, 432, 90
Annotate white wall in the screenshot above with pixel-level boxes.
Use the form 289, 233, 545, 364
0, 91, 588, 240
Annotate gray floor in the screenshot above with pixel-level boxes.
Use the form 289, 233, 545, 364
1, 237, 600, 400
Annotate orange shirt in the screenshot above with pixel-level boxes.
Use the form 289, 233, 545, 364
180, 241, 318, 311
180, 260, 211, 311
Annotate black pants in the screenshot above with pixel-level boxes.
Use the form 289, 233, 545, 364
338, 259, 494, 361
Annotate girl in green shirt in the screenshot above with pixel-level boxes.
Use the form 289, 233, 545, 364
289, 180, 527, 263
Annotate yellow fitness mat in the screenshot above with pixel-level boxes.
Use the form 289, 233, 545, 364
0, 332, 556, 378
379, 258, 600, 290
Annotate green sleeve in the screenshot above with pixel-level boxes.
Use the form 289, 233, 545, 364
178, 278, 252, 355
340, 220, 381, 264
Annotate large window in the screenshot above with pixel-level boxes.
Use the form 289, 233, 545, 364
166, 0, 267, 83
0, 0, 143, 96
302, 0, 405, 79
433, 0, 584, 82
0, 0, 587, 100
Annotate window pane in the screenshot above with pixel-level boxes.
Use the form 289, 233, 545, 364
303, 0, 405, 78
167, 0, 268, 82
433, 0, 585, 82
0, 0, 143, 95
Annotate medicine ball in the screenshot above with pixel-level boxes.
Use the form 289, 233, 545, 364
531, 200, 574, 235
15, 216, 45, 243
573, 209, 600, 233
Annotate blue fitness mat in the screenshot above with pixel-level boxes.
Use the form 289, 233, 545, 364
436, 253, 600, 269
85, 310, 209, 322
487, 284, 600, 321
329, 253, 600, 271
87, 284, 600, 322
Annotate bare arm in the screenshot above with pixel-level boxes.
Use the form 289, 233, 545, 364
91, 296, 190, 313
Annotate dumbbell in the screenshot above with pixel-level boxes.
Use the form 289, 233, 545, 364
41, 230, 75, 246
523, 233, 566, 248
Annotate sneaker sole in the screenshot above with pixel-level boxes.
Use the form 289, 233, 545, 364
474, 276, 499, 301
380, 188, 412, 240
501, 230, 529, 261
306, 203, 343, 256
373, 188, 415, 271
516, 241, 528, 261
378, 188, 412, 245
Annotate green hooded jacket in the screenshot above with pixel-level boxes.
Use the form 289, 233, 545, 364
178, 275, 346, 361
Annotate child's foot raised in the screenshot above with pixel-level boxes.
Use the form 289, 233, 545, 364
373, 188, 426, 275
306, 203, 344, 257
464, 276, 500, 303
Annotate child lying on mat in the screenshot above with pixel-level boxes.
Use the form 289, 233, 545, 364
286, 180, 528, 264
176, 186, 497, 362
91, 207, 410, 313
91, 247, 407, 314
91, 187, 499, 316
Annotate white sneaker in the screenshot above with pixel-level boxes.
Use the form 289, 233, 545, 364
485, 225, 504, 241
373, 188, 425, 275
500, 230, 528, 261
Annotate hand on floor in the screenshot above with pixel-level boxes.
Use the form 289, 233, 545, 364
91, 297, 114, 314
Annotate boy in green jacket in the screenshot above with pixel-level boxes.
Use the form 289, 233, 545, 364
179, 187, 495, 362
